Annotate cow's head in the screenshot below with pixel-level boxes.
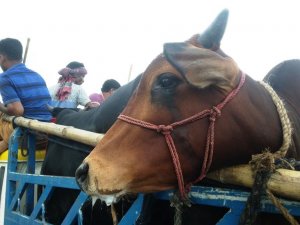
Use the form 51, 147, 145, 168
76, 9, 247, 201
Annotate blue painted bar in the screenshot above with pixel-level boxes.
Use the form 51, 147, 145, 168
8, 180, 25, 211
4, 127, 300, 225
118, 194, 144, 225
5, 128, 22, 213
29, 185, 52, 220
61, 191, 88, 225
26, 130, 36, 215
7, 172, 80, 189
5, 211, 51, 225
155, 186, 300, 219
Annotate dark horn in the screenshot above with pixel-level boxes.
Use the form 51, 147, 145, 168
198, 9, 229, 49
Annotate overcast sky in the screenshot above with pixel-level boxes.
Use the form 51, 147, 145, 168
1, 0, 300, 95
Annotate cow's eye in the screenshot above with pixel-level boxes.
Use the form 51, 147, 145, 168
152, 73, 181, 105
161, 77, 174, 88
157, 73, 180, 89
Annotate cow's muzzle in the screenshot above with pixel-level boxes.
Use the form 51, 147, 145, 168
75, 162, 89, 190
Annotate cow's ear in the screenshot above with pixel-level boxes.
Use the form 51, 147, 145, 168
164, 42, 239, 91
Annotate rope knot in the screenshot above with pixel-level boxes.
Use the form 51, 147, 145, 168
156, 125, 173, 135
209, 106, 221, 122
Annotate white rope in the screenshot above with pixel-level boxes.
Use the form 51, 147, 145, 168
258, 81, 292, 157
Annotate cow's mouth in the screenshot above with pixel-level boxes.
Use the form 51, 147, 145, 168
76, 162, 127, 200
81, 182, 124, 195
92, 195, 117, 206
90, 189, 126, 206
80, 180, 126, 205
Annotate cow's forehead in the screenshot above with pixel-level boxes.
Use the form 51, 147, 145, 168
141, 53, 182, 85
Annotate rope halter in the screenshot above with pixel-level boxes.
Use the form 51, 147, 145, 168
118, 72, 246, 200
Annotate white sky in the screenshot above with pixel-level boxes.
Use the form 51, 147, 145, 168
1, 0, 300, 95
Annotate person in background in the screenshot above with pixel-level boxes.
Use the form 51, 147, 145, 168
101, 79, 121, 100
89, 79, 121, 105
0, 38, 52, 154
89, 92, 104, 106
49, 61, 98, 109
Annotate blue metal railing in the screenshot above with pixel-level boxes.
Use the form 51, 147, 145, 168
4, 128, 90, 225
156, 186, 300, 224
4, 126, 300, 225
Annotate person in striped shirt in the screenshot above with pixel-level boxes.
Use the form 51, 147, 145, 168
0, 38, 52, 154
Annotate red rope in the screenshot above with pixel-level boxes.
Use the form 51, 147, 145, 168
118, 72, 246, 200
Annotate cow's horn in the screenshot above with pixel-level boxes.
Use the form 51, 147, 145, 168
198, 9, 229, 49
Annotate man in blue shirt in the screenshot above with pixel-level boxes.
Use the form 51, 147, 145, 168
0, 38, 52, 154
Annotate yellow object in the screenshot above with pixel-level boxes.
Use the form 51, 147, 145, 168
0, 149, 45, 162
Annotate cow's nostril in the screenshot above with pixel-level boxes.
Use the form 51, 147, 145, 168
75, 163, 89, 186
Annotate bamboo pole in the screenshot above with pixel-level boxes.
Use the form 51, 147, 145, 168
3, 115, 104, 147
127, 64, 133, 82
23, 38, 30, 64
207, 164, 300, 201
3, 115, 300, 201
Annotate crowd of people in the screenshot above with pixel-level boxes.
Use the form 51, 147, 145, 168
0, 37, 121, 154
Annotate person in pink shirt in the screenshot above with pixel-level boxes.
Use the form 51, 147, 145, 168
89, 92, 104, 105
89, 79, 121, 105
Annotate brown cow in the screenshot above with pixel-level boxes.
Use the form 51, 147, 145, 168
76, 9, 300, 211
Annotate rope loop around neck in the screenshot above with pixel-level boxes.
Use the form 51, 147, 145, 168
258, 81, 292, 157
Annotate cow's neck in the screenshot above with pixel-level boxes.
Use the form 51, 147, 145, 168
210, 75, 292, 171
